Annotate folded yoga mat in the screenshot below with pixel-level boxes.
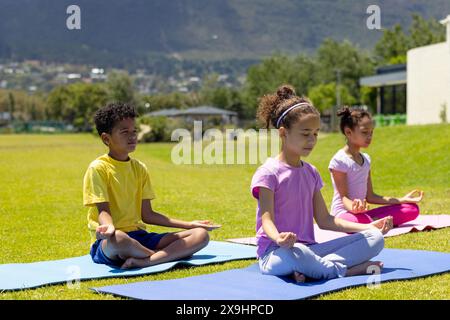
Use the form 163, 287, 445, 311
227, 215, 450, 245
0, 241, 256, 291
93, 248, 450, 300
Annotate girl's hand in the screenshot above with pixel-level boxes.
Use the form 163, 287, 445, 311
369, 216, 393, 235
276, 232, 297, 248
400, 190, 424, 203
96, 224, 116, 239
350, 199, 369, 214
190, 220, 221, 231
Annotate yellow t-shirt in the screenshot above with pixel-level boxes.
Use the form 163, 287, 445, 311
83, 154, 155, 244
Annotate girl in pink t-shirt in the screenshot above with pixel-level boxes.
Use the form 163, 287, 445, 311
251, 85, 394, 282
329, 107, 423, 226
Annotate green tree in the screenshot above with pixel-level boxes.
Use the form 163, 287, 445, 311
46, 86, 71, 121
69, 83, 109, 131
8, 92, 15, 121
360, 86, 377, 113
316, 39, 374, 101
308, 82, 356, 113
139, 116, 171, 142
46, 83, 108, 130
106, 71, 136, 105
374, 15, 445, 66
244, 54, 295, 111
142, 91, 199, 112
30, 102, 37, 120
0, 90, 46, 121
409, 14, 446, 48
199, 73, 220, 104
374, 24, 409, 65
243, 53, 318, 117
198, 75, 246, 117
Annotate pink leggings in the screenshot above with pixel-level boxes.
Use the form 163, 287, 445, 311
338, 203, 420, 227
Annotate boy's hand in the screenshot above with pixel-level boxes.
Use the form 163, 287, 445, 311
400, 190, 424, 203
369, 216, 393, 235
96, 224, 116, 240
190, 220, 221, 231
276, 232, 297, 248
350, 199, 369, 214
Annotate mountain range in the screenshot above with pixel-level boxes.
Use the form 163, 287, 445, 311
0, 0, 449, 67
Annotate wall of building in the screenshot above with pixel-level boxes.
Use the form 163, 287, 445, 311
407, 42, 450, 124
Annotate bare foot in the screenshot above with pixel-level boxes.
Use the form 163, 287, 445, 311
121, 257, 152, 270
292, 271, 306, 283
346, 261, 384, 277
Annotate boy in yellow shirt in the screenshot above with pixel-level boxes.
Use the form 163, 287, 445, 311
83, 102, 215, 269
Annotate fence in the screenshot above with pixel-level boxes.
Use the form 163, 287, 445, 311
373, 114, 407, 127
0, 121, 74, 133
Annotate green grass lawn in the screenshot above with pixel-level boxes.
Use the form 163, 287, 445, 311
0, 124, 449, 300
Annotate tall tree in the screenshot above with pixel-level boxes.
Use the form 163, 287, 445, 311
46, 83, 108, 130
308, 82, 356, 113
316, 39, 374, 102
243, 53, 318, 117
374, 24, 410, 65
374, 15, 445, 65
106, 71, 136, 105
8, 92, 15, 121
409, 14, 446, 48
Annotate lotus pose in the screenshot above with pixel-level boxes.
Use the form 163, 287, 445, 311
83, 102, 218, 269
251, 85, 393, 282
328, 106, 423, 227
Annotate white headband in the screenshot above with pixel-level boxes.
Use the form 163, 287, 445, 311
276, 102, 310, 128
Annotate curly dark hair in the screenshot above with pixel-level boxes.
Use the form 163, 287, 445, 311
94, 102, 138, 135
257, 84, 319, 129
337, 106, 372, 134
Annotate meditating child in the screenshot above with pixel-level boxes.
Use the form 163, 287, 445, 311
83, 102, 215, 269
251, 85, 394, 282
329, 107, 423, 226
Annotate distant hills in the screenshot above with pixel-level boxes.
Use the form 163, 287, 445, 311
1, 0, 449, 68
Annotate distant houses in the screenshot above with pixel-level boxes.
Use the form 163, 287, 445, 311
0, 112, 12, 125
145, 106, 238, 126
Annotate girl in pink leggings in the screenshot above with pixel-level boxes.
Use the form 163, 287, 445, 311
329, 107, 424, 227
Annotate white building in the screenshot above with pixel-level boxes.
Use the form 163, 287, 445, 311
407, 15, 450, 124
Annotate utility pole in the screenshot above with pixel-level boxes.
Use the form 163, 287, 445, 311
332, 69, 342, 132
8, 92, 15, 122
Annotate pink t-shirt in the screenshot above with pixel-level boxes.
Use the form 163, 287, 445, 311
328, 149, 371, 216
250, 157, 323, 258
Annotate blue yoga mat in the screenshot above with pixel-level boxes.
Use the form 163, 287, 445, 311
0, 241, 256, 291
93, 249, 450, 300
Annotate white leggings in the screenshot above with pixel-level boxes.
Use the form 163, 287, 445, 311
259, 229, 384, 280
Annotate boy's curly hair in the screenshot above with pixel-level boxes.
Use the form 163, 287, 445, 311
94, 102, 138, 135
